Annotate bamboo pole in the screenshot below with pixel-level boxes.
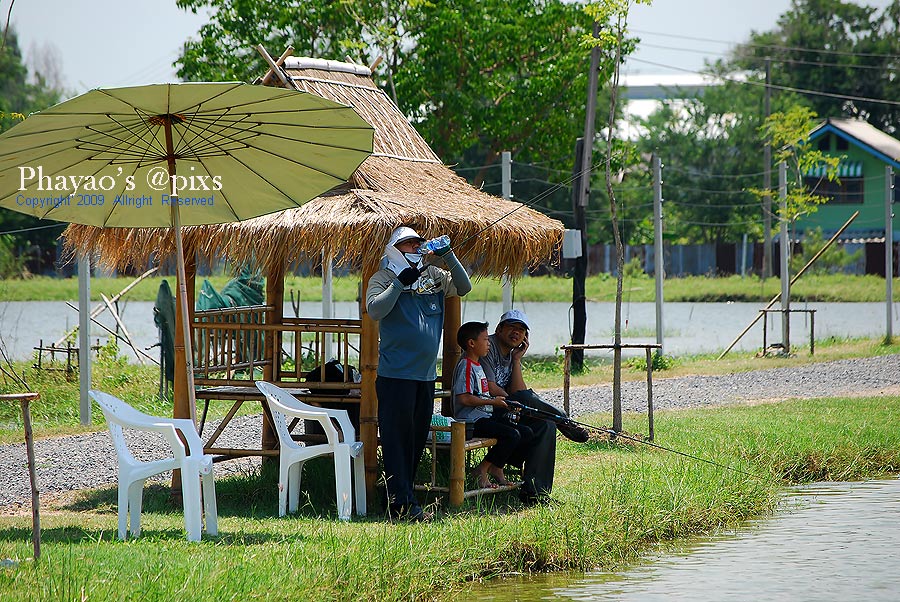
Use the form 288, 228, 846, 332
360, 262, 380, 501
717, 210, 859, 359
99, 294, 145, 365
54, 267, 159, 347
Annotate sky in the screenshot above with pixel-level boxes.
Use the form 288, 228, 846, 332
4, 0, 896, 95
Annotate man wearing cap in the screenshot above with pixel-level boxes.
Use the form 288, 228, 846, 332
482, 309, 589, 504
366, 226, 472, 521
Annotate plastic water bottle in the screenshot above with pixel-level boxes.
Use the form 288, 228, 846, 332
419, 235, 450, 254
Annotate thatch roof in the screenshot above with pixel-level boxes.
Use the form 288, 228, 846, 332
64, 57, 563, 278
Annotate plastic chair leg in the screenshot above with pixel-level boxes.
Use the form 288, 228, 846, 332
180, 468, 203, 542
288, 461, 303, 514
201, 473, 218, 536
126, 478, 146, 538
333, 445, 352, 521
117, 479, 131, 540
278, 463, 292, 517
352, 457, 367, 516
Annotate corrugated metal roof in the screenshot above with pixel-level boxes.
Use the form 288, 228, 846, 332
809, 118, 900, 168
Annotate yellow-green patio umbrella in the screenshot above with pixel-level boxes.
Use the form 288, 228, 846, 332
0, 82, 374, 418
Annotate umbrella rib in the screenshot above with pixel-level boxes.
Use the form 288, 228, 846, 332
178, 116, 374, 159
173, 107, 260, 158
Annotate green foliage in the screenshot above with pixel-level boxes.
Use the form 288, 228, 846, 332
732, 0, 900, 134
626, 351, 676, 372
752, 106, 840, 223
789, 227, 863, 274
623, 255, 644, 277
0, 235, 27, 278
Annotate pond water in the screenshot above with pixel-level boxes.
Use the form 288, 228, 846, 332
0, 300, 896, 362
474, 479, 900, 601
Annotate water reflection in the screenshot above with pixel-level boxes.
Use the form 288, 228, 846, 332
476, 479, 900, 601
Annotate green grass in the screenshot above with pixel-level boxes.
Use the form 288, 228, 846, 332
0, 396, 897, 600
2, 273, 899, 303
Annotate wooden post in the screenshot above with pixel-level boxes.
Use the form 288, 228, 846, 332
2, 393, 40, 559
263, 260, 285, 452
563, 348, 571, 416
360, 262, 380, 500
645, 346, 654, 441
449, 420, 466, 507
441, 296, 461, 416
810, 311, 815, 356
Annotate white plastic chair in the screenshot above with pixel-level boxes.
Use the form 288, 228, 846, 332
255, 381, 366, 520
90, 390, 218, 542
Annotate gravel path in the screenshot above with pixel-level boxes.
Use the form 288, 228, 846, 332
2, 354, 898, 511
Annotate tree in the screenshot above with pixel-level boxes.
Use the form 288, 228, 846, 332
733, 0, 900, 134
0, 30, 66, 275
176, 0, 370, 83
175, 0, 614, 183
634, 77, 799, 246
584, 0, 651, 432
752, 105, 839, 226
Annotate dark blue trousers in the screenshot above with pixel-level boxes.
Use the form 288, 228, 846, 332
376, 376, 434, 507
506, 389, 560, 498
472, 416, 535, 468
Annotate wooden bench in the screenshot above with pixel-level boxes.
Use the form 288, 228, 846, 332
415, 420, 521, 506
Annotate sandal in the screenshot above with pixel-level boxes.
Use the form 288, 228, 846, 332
473, 471, 497, 489
488, 468, 514, 487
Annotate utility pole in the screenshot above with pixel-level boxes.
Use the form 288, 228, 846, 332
886, 165, 895, 341
571, 20, 601, 373
652, 154, 665, 353
501, 151, 513, 312
779, 162, 790, 353
571, 137, 587, 372
78, 253, 91, 425
763, 58, 773, 279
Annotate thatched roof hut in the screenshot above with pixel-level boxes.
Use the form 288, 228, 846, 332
64, 57, 563, 276
63, 57, 565, 502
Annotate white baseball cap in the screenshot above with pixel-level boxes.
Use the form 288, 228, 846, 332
389, 226, 425, 246
499, 309, 530, 330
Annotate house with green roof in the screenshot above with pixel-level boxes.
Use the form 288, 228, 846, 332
798, 118, 899, 274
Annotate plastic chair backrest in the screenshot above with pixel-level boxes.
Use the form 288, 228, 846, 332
255, 381, 348, 446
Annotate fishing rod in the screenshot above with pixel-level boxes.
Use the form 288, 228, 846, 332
414, 154, 612, 272
505, 400, 767, 481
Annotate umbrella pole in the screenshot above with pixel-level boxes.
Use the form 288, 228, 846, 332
164, 115, 197, 426
171, 203, 198, 424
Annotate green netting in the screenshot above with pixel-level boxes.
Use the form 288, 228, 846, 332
156, 268, 266, 384
196, 267, 264, 310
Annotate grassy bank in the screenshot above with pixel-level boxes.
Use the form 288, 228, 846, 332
2, 272, 899, 303
0, 396, 897, 600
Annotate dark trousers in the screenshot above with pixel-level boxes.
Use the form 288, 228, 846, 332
506, 389, 562, 498
376, 376, 434, 507
472, 416, 535, 469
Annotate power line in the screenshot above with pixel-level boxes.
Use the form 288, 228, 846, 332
0, 222, 67, 236
631, 28, 900, 60
637, 41, 897, 73
630, 57, 900, 108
